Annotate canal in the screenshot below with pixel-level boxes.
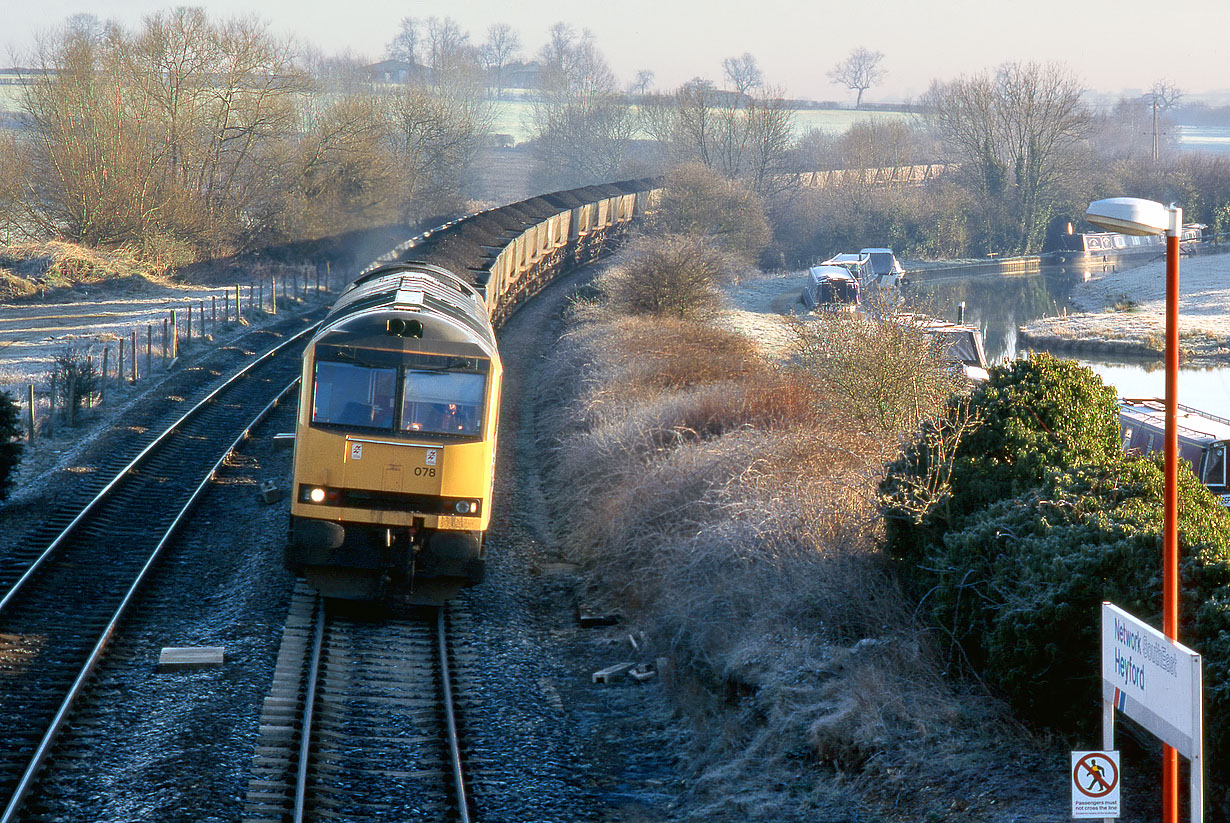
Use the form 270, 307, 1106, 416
910, 267, 1230, 415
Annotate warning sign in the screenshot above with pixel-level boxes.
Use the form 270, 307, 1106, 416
1071, 750, 1120, 818
350, 442, 362, 460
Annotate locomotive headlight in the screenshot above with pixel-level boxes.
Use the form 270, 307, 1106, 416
308, 487, 326, 504
455, 500, 477, 514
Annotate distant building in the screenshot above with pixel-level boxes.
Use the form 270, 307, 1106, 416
364, 59, 431, 86
501, 61, 541, 91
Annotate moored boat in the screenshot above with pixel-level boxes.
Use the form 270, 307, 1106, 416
1119, 397, 1230, 506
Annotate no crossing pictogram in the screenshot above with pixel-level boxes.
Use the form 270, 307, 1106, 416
1073, 752, 1119, 798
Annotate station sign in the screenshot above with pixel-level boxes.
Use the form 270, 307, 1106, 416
1101, 603, 1201, 757
1101, 602, 1203, 822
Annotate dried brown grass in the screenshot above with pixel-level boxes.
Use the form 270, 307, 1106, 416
0, 241, 169, 295
539, 301, 974, 818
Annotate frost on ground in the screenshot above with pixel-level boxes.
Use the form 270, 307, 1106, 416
0, 275, 331, 504
719, 269, 808, 357
1020, 250, 1230, 360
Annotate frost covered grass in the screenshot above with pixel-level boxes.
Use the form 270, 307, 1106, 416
1020, 250, 1230, 362
0, 241, 171, 297
538, 297, 1013, 818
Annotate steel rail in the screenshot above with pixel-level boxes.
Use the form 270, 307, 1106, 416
438, 606, 472, 823
292, 599, 326, 823
0, 324, 315, 617
0, 376, 303, 823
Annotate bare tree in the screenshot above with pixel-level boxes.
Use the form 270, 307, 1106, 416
722, 53, 763, 99
828, 47, 886, 108
1149, 80, 1183, 113
387, 17, 419, 64
539, 22, 576, 77
529, 23, 635, 189
423, 16, 474, 81
630, 69, 655, 97
836, 118, 919, 172
661, 79, 797, 196
388, 79, 492, 218
921, 61, 1089, 254
653, 162, 770, 261
289, 93, 399, 237
478, 22, 520, 98
10, 10, 307, 256
301, 46, 371, 94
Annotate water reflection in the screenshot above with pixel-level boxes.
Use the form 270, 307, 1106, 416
908, 268, 1080, 363
908, 267, 1230, 413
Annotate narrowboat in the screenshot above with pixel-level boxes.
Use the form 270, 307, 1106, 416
1119, 397, 1230, 506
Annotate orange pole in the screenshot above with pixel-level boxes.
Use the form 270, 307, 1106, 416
1163, 218, 1181, 823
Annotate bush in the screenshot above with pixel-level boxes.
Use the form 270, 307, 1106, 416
52, 346, 99, 418
883, 353, 1230, 809
536, 299, 978, 814
882, 352, 1122, 563
0, 390, 23, 503
787, 301, 966, 436
654, 163, 771, 262
600, 233, 732, 320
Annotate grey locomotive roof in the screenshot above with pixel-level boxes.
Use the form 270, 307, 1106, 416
319, 262, 496, 352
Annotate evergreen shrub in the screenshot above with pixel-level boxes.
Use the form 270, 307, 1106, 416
882, 353, 1230, 806
0, 390, 23, 503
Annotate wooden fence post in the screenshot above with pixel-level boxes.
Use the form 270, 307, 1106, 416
48, 375, 56, 437
100, 349, 108, 404
146, 325, 152, 378
27, 384, 34, 441
118, 338, 125, 388
131, 329, 137, 382
271, 276, 277, 315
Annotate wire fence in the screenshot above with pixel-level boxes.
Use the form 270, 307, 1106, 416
9, 262, 339, 442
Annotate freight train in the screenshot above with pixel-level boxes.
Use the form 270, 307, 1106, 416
286, 180, 661, 603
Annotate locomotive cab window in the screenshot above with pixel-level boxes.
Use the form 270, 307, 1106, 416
312, 361, 397, 429
402, 370, 485, 436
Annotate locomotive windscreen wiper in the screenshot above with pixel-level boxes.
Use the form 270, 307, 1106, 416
407, 357, 478, 373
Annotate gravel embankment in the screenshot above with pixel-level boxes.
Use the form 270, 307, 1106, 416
0, 269, 687, 822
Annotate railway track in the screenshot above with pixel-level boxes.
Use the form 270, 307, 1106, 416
0, 315, 322, 590
0, 325, 315, 821
242, 588, 474, 822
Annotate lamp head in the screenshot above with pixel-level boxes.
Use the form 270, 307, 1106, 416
1084, 197, 1169, 236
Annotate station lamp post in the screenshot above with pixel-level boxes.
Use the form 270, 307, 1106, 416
1084, 196, 1182, 823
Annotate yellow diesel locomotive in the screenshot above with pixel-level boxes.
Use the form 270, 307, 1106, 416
287, 262, 502, 603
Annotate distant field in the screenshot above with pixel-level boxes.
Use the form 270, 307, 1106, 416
488, 98, 911, 143
0, 74, 908, 140
0, 76, 22, 111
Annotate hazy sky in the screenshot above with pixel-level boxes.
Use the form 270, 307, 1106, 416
6, 0, 1230, 104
